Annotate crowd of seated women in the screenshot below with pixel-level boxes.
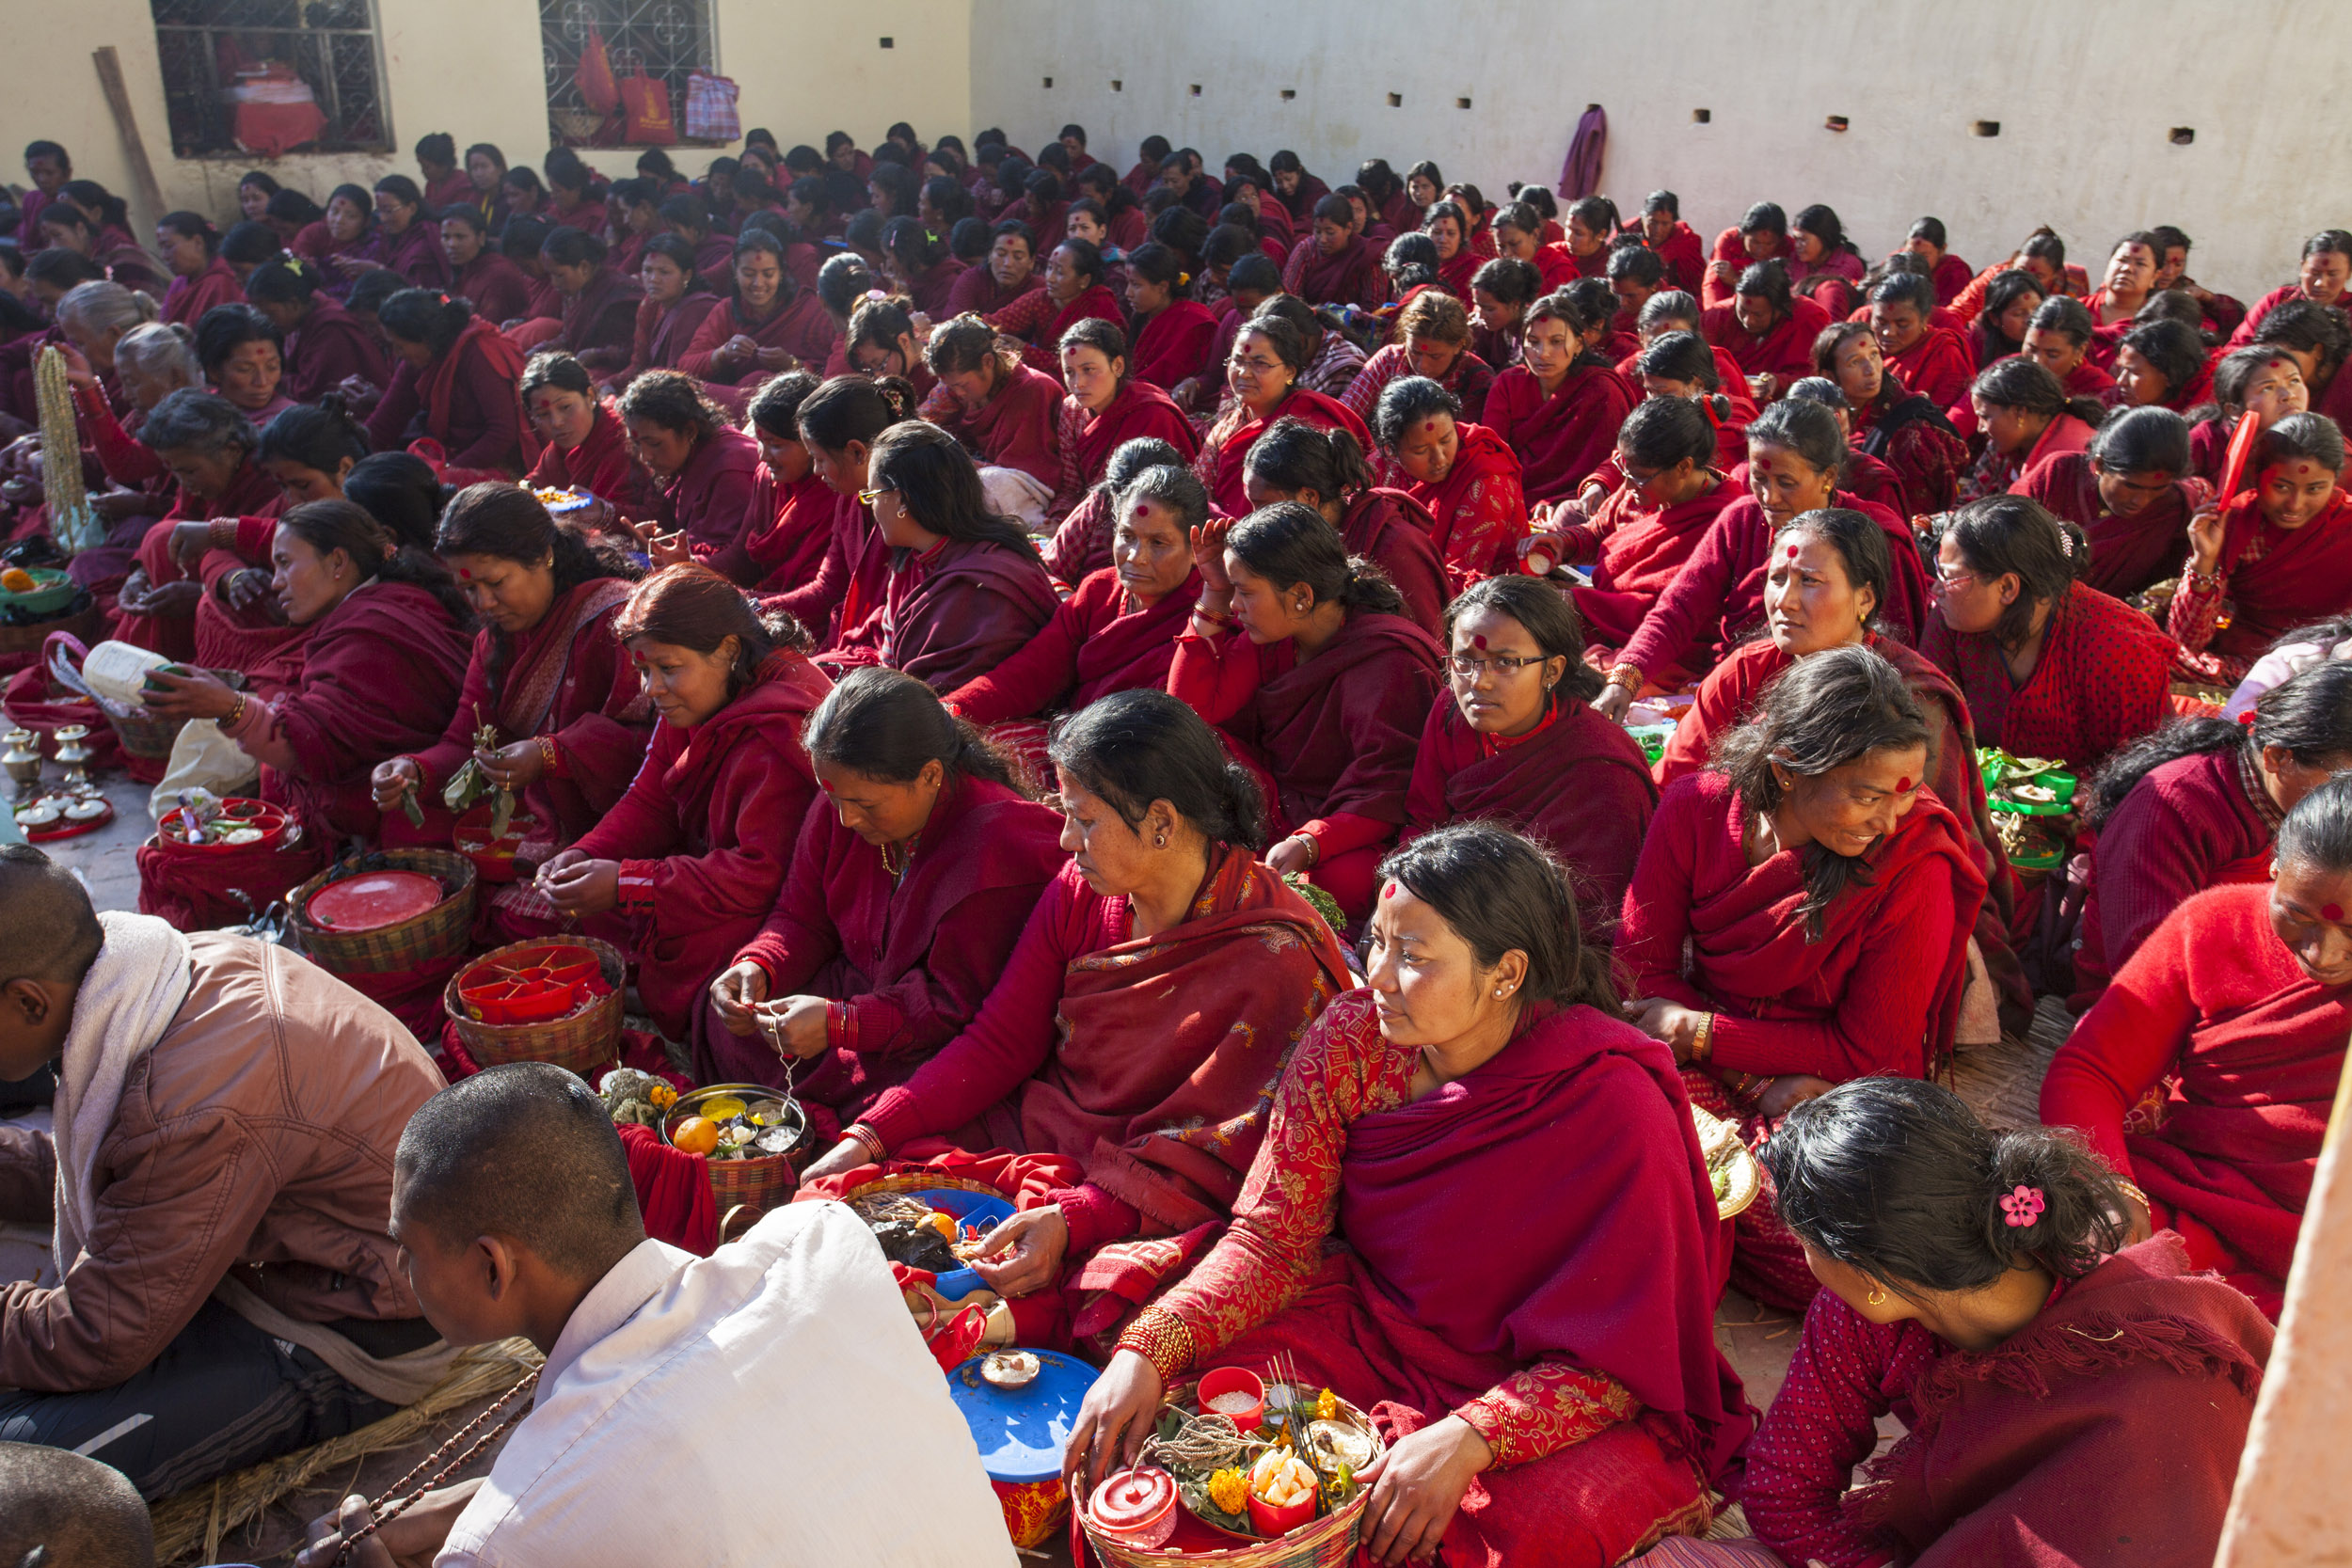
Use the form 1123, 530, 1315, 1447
4, 119, 2343, 1567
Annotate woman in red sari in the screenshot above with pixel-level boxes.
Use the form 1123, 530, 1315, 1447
949, 461, 1201, 750
1742, 1077, 2264, 1568
2170, 413, 2352, 686
605, 234, 718, 392
2046, 773, 2352, 1318
1620, 646, 1989, 1307
1419, 199, 1481, 299
363, 290, 531, 479
2248, 300, 2352, 464
1659, 507, 2026, 1030
702, 370, 833, 592
244, 256, 389, 404
2086, 231, 2162, 349
38, 187, 166, 297
1814, 321, 1970, 517
1954, 355, 2102, 503
2187, 345, 2311, 487
1701, 201, 1788, 309
1041, 317, 1199, 529
1622, 332, 1751, 474
1340, 289, 1497, 429
1481, 291, 1637, 507
1596, 399, 1929, 717
1120, 241, 1217, 391
184, 305, 293, 435
619, 370, 760, 563
436, 207, 531, 328
2067, 663, 2352, 1010
1374, 373, 1527, 594
1240, 417, 1447, 635
797, 690, 1352, 1354
1867, 273, 1974, 410
679, 230, 837, 404
916, 313, 1060, 530
536, 563, 833, 1046
1635, 191, 1706, 297
109, 390, 287, 662
154, 213, 240, 327
943, 219, 1045, 318
1281, 194, 1387, 311
1921, 496, 2170, 774
372, 482, 649, 851
518, 353, 660, 525
2013, 406, 2206, 599
707, 666, 1066, 1108
141, 499, 471, 843
1702, 261, 1830, 403
862, 420, 1057, 692
362, 176, 450, 292
772, 374, 914, 663
1171, 502, 1443, 921
985, 236, 1121, 384
1406, 578, 1656, 937
1192, 314, 1374, 517
2226, 230, 2352, 348
1070, 825, 1749, 1567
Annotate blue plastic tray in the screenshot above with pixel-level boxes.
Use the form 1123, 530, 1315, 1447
946, 1350, 1101, 1482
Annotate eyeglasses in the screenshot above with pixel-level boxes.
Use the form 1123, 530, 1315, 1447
1932, 567, 1980, 592
1447, 652, 1548, 679
857, 486, 897, 507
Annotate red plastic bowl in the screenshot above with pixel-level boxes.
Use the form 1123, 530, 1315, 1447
306, 869, 442, 930
1195, 1366, 1266, 1433
1246, 1469, 1318, 1539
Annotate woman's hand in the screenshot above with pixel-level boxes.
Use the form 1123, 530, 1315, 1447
1170, 375, 1204, 411
709, 961, 771, 1034
536, 852, 619, 916
1188, 515, 1233, 593
1357, 1413, 1491, 1566
969, 1204, 1069, 1298
475, 737, 548, 791
1627, 998, 1709, 1062
1265, 834, 1317, 877
1708, 260, 1739, 287
335, 374, 382, 413
1755, 1073, 1838, 1118
646, 529, 693, 569
800, 1134, 876, 1183
92, 488, 151, 522
141, 666, 241, 721
2186, 505, 2225, 577
1591, 682, 1636, 722
56, 343, 97, 390
754, 346, 797, 372
753, 993, 832, 1059
117, 568, 202, 620
371, 756, 421, 810
1062, 1348, 1167, 1494
224, 566, 276, 612
720, 333, 762, 364
168, 519, 215, 568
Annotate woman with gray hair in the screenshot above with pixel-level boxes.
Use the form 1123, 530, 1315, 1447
48, 320, 206, 590
111, 389, 281, 660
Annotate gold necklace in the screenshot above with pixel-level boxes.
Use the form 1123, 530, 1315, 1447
880, 838, 914, 877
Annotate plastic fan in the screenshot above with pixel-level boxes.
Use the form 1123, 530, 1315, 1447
2218, 411, 2265, 503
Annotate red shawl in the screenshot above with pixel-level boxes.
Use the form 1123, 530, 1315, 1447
1405, 696, 1659, 935
2198, 488, 2352, 659
2014, 449, 2206, 600
1221, 611, 1444, 832
162, 259, 242, 327
1128, 299, 1220, 389
407, 577, 649, 845
571, 651, 834, 1039
1851, 1238, 2267, 1568
378, 219, 451, 290
1067, 377, 1198, 491
524, 401, 660, 521
1701, 297, 1832, 385
1029, 283, 1123, 363
1918, 579, 2173, 773
1338, 999, 1752, 1481
1435, 245, 1480, 297
421, 318, 534, 469
552, 268, 641, 363
942, 361, 1064, 488
679, 290, 839, 387
906, 257, 966, 317
2046, 884, 2348, 1304
1021, 843, 1353, 1230
1393, 420, 1528, 592
113, 460, 288, 663
1622, 769, 1988, 1080
263, 580, 471, 839
1482, 362, 1640, 504
946, 567, 1200, 724
281, 299, 389, 404
943, 265, 1044, 318
1568, 476, 1741, 650
658, 425, 762, 558
625, 290, 722, 381
880, 535, 1060, 693
1338, 489, 1448, 634
1198, 387, 1373, 516
1283, 234, 1385, 310
1883, 325, 1976, 408
452, 252, 532, 325
726, 463, 837, 593
714, 777, 1067, 1111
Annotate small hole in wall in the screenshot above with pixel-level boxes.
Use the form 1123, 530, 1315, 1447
1041, 76, 1052, 88
1456, 97, 1472, 110
1973, 119, 2000, 136
1189, 84, 1201, 97
1110, 80, 1121, 91
1280, 88, 1295, 101
1825, 114, 1849, 132
878, 36, 892, 47
2170, 126, 2195, 145
1691, 108, 1710, 123
1388, 93, 1404, 107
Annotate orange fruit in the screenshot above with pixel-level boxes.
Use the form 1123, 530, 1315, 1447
0, 568, 34, 594
671, 1116, 720, 1156
928, 1211, 959, 1241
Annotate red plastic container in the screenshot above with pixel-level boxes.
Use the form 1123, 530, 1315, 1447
1245, 1455, 1319, 1539
1194, 1366, 1266, 1433
453, 942, 612, 1026
306, 869, 442, 930
1088, 1466, 1179, 1551
453, 801, 540, 883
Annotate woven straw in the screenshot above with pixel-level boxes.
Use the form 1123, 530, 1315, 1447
667, 1083, 808, 1213
146, 1338, 541, 1566
0, 602, 101, 657
443, 937, 627, 1076
1082, 1387, 1382, 1568
291, 848, 477, 975
846, 1171, 1012, 1205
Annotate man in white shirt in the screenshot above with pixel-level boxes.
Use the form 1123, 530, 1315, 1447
297, 1062, 1015, 1568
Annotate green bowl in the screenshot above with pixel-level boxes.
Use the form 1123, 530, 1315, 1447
0, 567, 78, 615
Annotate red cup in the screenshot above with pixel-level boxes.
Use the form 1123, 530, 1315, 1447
1194, 1366, 1266, 1433
1247, 1473, 1318, 1539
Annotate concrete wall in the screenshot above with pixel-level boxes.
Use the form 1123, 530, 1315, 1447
968, 0, 2352, 303
2, 0, 970, 230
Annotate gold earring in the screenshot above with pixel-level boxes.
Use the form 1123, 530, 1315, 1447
1867, 1286, 1887, 1307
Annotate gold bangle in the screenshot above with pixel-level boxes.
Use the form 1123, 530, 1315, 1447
224, 691, 247, 729
1115, 1305, 1197, 1384
844, 1122, 887, 1164
1604, 662, 1644, 694
1690, 1012, 1715, 1063
2113, 1178, 2150, 1211
208, 516, 237, 551
536, 735, 561, 775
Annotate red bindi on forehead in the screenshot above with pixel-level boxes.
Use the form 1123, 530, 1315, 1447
1381, 879, 1401, 900
1896, 776, 1914, 793
1786, 544, 1800, 558
2326, 902, 2345, 922
1422, 419, 1441, 433
1754, 455, 1775, 474
1134, 503, 1151, 517
1469, 633, 1489, 651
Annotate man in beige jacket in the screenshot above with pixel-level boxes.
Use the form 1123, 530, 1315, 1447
0, 845, 447, 1497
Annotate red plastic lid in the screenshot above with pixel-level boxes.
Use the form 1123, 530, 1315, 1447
307, 870, 442, 930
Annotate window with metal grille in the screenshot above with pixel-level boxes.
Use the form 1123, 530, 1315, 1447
151, 0, 389, 159
541, 0, 719, 147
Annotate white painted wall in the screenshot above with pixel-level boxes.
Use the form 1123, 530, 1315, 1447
968, 0, 2352, 303
2, 0, 969, 231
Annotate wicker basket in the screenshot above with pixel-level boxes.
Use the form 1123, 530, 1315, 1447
665, 1083, 810, 1216
103, 667, 246, 759
443, 937, 626, 1076
289, 848, 477, 975
0, 603, 101, 657
1081, 1387, 1382, 1568
845, 1171, 1012, 1207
